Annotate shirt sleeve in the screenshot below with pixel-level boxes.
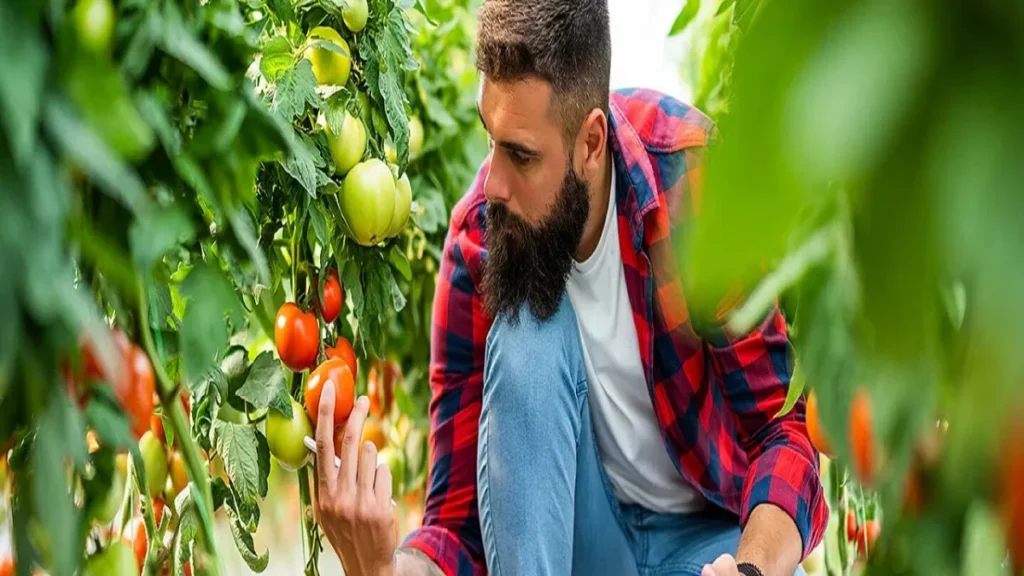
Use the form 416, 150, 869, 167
705, 307, 828, 560
401, 190, 491, 576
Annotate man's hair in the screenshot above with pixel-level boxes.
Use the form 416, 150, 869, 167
476, 0, 611, 143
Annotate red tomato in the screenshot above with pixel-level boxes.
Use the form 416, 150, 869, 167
846, 509, 858, 542
0, 555, 12, 576
275, 303, 320, 372
849, 389, 876, 485
855, 519, 880, 557
318, 269, 344, 323
125, 516, 147, 573
325, 337, 358, 380
121, 345, 156, 439
153, 498, 166, 526
304, 359, 355, 428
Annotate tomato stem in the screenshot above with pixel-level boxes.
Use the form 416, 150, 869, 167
138, 279, 221, 576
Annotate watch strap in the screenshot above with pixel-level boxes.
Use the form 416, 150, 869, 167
736, 563, 764, 576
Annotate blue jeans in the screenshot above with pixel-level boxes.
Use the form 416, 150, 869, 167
477, 296, 806, 576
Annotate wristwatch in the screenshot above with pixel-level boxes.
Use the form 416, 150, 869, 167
736, 563, 764, 576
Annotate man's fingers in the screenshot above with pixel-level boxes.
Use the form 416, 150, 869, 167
339, 395, 370, 489
311, 479, 321, 524
315, 380, 338, 493
373, 462, 393, 510
357, 440, 378, 500
710, 554, 737, 576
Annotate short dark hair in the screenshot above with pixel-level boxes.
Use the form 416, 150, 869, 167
475, 0, 611, 143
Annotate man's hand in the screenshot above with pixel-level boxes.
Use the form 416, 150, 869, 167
701, 554, 741, 576
313, 381, 397, 576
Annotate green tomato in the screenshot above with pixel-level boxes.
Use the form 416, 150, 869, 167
217, 403, 247, 424
84, 541, 138, 576
72, 0, 115, 54
386, 170, 412, 238
139, 431, 168, 497
357, 91, 372, 130
89, 454, 128, 525
409, 115, 424, 159
265, 398, 313, 472
340, 159, 397, 246
305, 26, 351, 87
342, 0, 369, 33
325, 111, 366, 176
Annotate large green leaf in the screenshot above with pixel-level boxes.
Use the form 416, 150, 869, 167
668, 0, 701, 37
0, 2, 48, 167
179, 264, 245, 385
130, 204, 196, 272
33, 390, 81, 576
161, 3, 232, 90
235, 352, 292, 417
213, 420, 270, 505
271, 59, 319, 122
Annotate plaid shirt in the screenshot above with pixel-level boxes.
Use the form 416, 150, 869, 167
403, 88, 828, 575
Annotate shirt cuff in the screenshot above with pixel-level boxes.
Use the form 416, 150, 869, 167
402, 525, 486, 576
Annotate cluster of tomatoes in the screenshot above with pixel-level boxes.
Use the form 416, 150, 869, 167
845, 509, 881, 560
269, 269, 357, 470
268, 268, 401, 474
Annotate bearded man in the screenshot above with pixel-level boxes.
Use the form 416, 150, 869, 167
310, 1, 828, 575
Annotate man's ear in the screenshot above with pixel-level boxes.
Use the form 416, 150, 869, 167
577, 108, 608, 180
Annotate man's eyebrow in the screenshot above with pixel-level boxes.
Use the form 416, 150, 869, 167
477, 104, 541, 158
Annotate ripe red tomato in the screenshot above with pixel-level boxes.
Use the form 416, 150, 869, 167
0, 554, 13, 576
275, 303, 320, 372
325, 337, 358, 380
855, 518, 880, 557
319, 269, 344, 323
805, 391, 832, 456
125, 516, 147, 573
122, 345, 156, 439
304, 358, 355, 428
846, 509, 858, 542
1001, 419, 1024, 572
153, 497, 166, 526
849, 388, 876, 485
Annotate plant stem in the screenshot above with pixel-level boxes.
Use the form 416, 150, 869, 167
298, 466, 319, 576
138, 279, 220, 576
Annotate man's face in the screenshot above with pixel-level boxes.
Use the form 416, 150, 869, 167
478, 77, 591, 322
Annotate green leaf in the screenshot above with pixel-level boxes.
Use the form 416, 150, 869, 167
180, 264, 245, 385
271, 59, 319, 122
43, 98, 149, 215
226, 508, 270, 573
961, 502, 1010, 576
33, 390, 80, 576
279, 128, 318, 197
229, 207, 271, 285
716, 0, 736, 16
389, 245, 411, 281
161, 3, 232, 90
260, 36, 294, 81
309, 199, 331, 248
774, 360, 806, 418
122, 4, 162, 78
414, 0, 438, 26
669, 0, 701, 36
343, 258, 364, 316
85, 391, 135, 451
412, 184, 446, 234
235, 352, 293, 416
393, 379, 416, 418
172, 493, 199, 576
137, 91, 183, 154
0, 2, 47, 166
130, 205, 197, 272
386, 263, 407, 312
213, 420, 265, 505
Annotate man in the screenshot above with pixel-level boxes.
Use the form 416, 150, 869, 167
311, 0, 828, 574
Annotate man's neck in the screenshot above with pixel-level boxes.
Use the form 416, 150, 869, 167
575, 153, 613, 262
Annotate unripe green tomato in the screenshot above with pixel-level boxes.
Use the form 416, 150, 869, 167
386, 170, 412, 238
265, 398, 313, 471
138, 431, 168, 497
304, 26, 351, 87
89, 454, 128, 525
409, 115, 424, 159
72, 0, 115, 54
325, 111, 367, 176
83, 541, 138, 576
342, 0, 369, 33
340, 159, 397, 246
378, 446, 405, 498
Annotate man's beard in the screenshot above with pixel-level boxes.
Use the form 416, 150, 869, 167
481, 164, 591, 324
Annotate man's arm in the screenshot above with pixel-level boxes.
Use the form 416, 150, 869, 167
734, 504, 803, 576
705, 305, 828, 563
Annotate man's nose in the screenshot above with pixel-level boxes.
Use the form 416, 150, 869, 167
483, 161, 511, 204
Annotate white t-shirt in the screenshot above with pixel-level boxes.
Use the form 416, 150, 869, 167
565, 166, 706, 514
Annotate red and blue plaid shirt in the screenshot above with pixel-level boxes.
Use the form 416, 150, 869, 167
404, 88, 828, 575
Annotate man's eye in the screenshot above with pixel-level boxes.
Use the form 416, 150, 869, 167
508, 151, 529, 166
